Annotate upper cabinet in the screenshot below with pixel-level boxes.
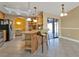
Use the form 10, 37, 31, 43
37, 12, 43, 29
0, 11, 5, 19
37, 12, 43, 25
27, 12, 43, 30
13, 17, 26, 31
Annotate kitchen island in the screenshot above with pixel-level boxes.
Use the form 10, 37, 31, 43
22, 30, 41, 53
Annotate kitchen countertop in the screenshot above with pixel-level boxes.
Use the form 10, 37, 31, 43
22, 30, 39, 34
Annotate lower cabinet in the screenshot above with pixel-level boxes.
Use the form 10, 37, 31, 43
24, 33, 38, 53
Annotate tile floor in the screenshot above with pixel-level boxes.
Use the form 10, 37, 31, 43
0, 36, 79, 57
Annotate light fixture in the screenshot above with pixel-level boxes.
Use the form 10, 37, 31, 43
27, 18, 32, 21
33, 7, 37, 23
33, 19, 37, 22
60, 13, 64, 17
10, 21, 12, 24
60, 4, 68, 17
26, 2, 32, 22
16, 22, 21, 25
64, 13, 68, 16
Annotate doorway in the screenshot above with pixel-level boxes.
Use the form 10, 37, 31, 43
47, 18, 59, 39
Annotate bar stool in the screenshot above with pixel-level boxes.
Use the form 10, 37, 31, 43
41, 32, 48, 49
37, 31, 48, 53
37, 31, 43, 53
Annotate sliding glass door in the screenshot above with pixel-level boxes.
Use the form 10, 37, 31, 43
47, 18, 58, 39
53, 19, 58, 38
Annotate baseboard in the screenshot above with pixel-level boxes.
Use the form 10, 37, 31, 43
60, 36, 79, 43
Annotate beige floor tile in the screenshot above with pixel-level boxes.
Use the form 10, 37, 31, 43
0, 36, 79, 57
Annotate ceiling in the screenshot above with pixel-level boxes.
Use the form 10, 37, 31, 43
0, 2, 79, 17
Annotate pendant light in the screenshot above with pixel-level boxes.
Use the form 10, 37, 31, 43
27, 2, 32, 21
60, 4, 68, 17
33, 7, 37, 23
27, 18, 32, 21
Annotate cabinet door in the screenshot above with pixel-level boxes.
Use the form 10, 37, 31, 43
31, 34, 38, 53
0, 11, 5, 19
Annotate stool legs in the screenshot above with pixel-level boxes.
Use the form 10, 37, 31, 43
46, 35, 48, 50
41, 36, 43, 53
41, 35, 48, 53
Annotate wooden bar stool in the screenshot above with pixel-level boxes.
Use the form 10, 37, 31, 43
41, 32, 48, 49
37, 31, 44, 53
37, 31, 48, 53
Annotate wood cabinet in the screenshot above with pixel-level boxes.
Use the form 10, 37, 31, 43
23, 30, 38, 53
27, 12, 43, 30
0, 11, 5, 19
37, 12, 43, 25
3, 30, 6, 41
